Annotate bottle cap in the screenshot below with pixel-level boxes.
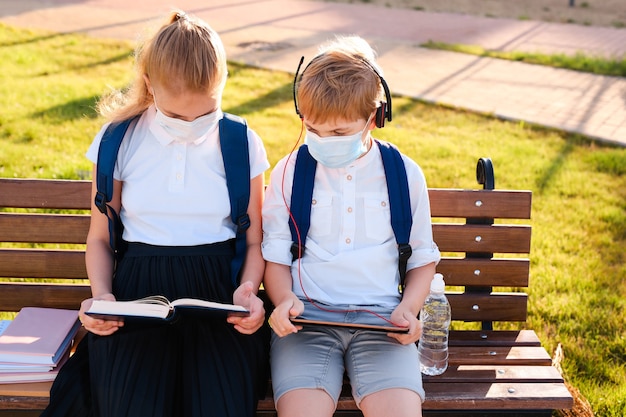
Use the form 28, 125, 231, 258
430, 273, 445, 293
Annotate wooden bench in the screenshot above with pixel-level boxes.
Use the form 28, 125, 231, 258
0, 158, 573, 416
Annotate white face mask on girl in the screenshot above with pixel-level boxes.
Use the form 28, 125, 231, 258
304, 117, 371, 168
154, 103, 220, 144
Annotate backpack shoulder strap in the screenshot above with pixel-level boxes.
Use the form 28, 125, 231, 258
95, 116, 140, 260
288, 141, 412, 293
376, 139, 413, 293
289, 144, 317, 261
219, 113, 251, 287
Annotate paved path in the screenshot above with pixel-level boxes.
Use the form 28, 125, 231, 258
2, 0, 625, 146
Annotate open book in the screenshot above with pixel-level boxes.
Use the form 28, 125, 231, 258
290, 318, 409, 334
86, 296, 249, 321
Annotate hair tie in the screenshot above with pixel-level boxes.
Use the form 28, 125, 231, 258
175, 11, 189, 22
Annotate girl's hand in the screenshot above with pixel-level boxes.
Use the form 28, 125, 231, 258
78, 293, 124, 336
267, 293, 304, 338
229, 281, 265, 334
388, 306, 421, 345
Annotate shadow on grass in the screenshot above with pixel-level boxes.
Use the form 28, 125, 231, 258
0, 31, 67, 48
31, 95, 100, 124
34, 51, 133, 77
535, 140, 576, 194
223, 80, 293, 117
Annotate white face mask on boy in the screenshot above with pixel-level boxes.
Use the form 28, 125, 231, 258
153, 102, 220, 144
305, 117, 372, 168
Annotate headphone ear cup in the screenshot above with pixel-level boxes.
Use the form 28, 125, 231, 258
375, 102, 386, 128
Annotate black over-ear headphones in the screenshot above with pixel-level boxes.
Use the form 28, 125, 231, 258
292, 55, 392, 128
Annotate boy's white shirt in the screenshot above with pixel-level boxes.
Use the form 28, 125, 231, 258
262, 141, 441, 310
86, 106, 270, 246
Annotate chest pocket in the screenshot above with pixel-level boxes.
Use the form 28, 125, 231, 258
309, 195, 333, 237
364, 197, 392, 241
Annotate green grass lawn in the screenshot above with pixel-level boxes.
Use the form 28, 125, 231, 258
421, 40, 626, 77
1, 23, 625, 416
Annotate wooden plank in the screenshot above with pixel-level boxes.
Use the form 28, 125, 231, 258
261, 382, 573, 412
447, 292, 528, 322
0, 213, 89, 244
448, 330, 541, 347
437, 258, 530, 287
421, 382, 573, 410
0, 283, 90, 312
0, 249, 87, 279
0, 181, 533, 218
433, 224, 531, 254
448, 346, 552, 366
0, 179, 91, 210
0, 383, 52, 399
429, 189, 532, 220
1, 380, 571, 413
423, 365, 564, 383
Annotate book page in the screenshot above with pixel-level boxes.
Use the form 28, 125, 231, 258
86, 299, 171, 319
170, 298, 249, 316
86, 297, 249, 319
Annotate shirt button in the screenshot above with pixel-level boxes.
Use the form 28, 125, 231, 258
347, 207, 353, 213
312, 199, 317, 205
381, 201, 387, 207
176, 173, 183, 180
347, 175, 352, 181
177, 154, 183, 160
345, 238, 351, 244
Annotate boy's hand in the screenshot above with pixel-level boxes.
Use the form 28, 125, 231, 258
268, 293, 304, 337
229, 281, 265, 334
79, 293, 124, 336
388, 306, 422, 345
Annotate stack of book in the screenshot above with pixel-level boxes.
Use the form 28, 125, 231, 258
0, 307, 80, 384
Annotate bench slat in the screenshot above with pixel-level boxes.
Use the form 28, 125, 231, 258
0, 282, 90, 312
1, 382, 572, 414
448, 346, 552, 366
428, 189, 532, 219
437, 258, 529, 287
0, 179, 91, 210
424, 365, 564, 383
447, 292, 527, 322
0, 213, 89, 244
448, 330, 541, 347
257, 382, 573, 412
0, 249, 87, 279
420, 381, 573, 410
433, 224, 531, 253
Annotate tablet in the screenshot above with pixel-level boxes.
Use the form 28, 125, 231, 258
290, 318, 409, 333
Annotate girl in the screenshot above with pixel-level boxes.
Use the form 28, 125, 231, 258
43, 11, 269, 417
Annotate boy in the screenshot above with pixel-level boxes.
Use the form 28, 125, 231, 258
262, 36, 440, 417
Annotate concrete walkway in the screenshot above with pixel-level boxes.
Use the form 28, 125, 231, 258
2, 0, 625, 146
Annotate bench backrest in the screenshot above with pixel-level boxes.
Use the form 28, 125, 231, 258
0, 160, 532, 330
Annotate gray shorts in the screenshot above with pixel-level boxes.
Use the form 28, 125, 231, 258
270, 305, 425, 407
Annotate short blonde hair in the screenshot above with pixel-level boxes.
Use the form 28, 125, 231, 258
98, 11, 227, 122
296, 36, 384, 123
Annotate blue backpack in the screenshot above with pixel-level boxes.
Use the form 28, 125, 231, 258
288, 140, 413, 293
93, 113, 250, 287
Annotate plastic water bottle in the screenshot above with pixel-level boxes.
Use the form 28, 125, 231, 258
418, 273, 451, 376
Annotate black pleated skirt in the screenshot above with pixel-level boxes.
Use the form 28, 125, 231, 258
43, 241, 270, 417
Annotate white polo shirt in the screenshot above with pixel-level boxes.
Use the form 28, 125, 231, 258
86, 106, 269, 246
262, 141, 440, 309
